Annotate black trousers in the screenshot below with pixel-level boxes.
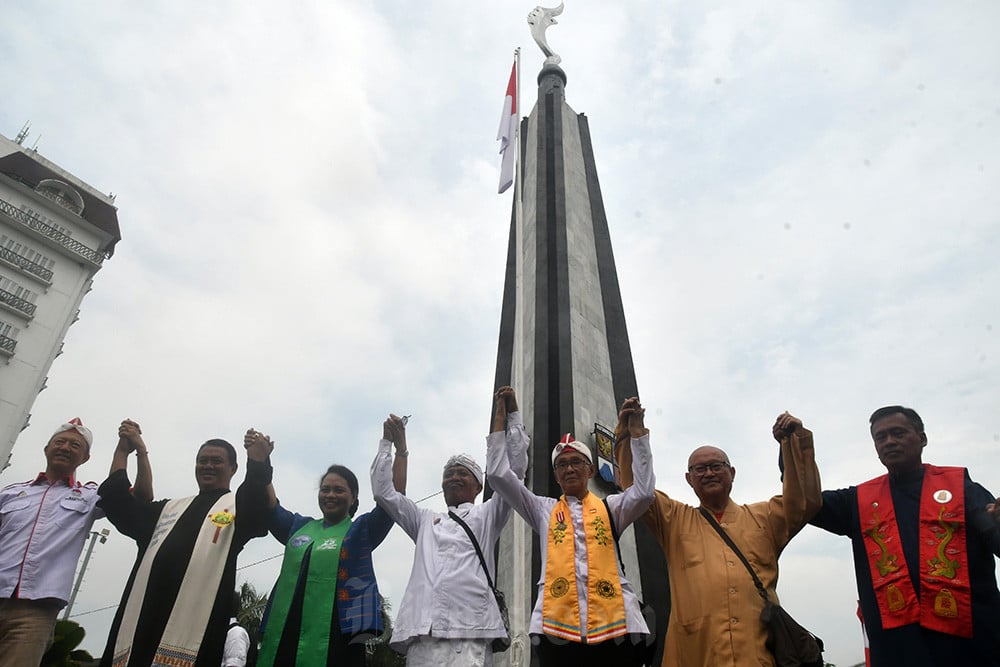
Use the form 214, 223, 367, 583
532, 633, 648, 667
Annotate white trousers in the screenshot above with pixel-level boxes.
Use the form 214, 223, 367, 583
406, 636, 492, 667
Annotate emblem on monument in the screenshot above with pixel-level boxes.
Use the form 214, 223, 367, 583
528, 2, 564, 66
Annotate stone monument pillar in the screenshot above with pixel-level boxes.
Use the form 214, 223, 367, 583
489, 21, 670, 663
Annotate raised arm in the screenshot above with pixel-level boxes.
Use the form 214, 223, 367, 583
114, 419, 154, 502
100, 423, 162, 543
383, 414, 409, 494
486, 405, 547, 531
235, 428, 275, 543
244, 430, 278, 509
493, 386, 528, 479
606, 397, 655, 529
770, 411, 822, 540
612, 398, 648, 490
371, 415, 420, 539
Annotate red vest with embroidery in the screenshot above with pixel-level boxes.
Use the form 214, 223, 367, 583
856, 465, 972, 638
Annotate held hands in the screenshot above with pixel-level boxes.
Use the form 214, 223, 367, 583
493, 386, 518, 431
616, 396, 648, 441
383, 414, 408, 453
244, 428, 274, 462
117, 419, 147, 456
772, 412, 803, 442
497, 386, 518, 414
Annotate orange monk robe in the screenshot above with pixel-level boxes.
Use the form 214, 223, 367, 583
616, 429, 822, 667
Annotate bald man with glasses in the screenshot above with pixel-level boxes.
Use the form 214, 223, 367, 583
615, 412, 822, 667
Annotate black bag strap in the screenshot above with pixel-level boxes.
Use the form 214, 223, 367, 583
448, 510, 498, 592
696, 507, 769, 602
601, 497, 628, 575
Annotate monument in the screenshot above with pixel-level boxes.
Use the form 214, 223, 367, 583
489, 5, 669, 665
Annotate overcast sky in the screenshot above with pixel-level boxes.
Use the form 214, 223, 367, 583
2, 2, 999, 665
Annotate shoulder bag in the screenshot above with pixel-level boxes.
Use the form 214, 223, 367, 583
602, 498, 658, 667
697, 507, 824, 667
448, 511, 511, 652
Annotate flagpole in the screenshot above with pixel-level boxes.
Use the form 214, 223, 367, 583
512, 46, 525, 402
514, 47, 523, 217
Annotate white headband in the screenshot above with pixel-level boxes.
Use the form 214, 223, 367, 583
52, 417, 93, 449
444, 453, 484, 486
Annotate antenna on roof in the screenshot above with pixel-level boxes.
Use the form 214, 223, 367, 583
29, 135, 41, 151
15, 121, 30, 145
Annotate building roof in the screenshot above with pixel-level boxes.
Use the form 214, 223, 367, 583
0, 152, 121, 254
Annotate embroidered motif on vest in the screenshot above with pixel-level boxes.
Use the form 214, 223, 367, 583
857, 465, 972, 638
541, 494, 627, 643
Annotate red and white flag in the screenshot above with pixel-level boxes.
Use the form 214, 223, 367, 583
496, 61, 517, 194
857, 603, 871, 667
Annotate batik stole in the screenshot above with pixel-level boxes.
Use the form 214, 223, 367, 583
541, 493, 627, 643
857, 465, 972, 637
113, 492, 236, 667
257, 516, 350, 667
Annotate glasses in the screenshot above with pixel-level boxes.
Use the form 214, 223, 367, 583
555, 458, 590, 471
688, 461, 730, 476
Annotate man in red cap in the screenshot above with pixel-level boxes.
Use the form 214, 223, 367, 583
0, 419, 103, 666
488, 397, 656, 665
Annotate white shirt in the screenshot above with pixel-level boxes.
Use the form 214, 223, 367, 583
0, 474, 103, 604
487, 434, 655, 638
371, 412, 529, 651
222, 617, 250, 666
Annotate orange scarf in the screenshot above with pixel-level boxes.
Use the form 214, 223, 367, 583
541, 493, 627, 643
857, 465, 972, 637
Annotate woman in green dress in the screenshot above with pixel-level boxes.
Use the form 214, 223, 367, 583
253, 416, 408, 666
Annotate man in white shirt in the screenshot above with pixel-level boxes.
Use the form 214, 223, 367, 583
371, 387, 528, 667
222, 591, 251, 667
487, 397, 655, 665
0, 419, 101, 667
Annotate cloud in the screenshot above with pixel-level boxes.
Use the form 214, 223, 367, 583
2, 3, 998, 665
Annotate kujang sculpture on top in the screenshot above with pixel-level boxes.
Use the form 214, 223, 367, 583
528, 2, 564, 66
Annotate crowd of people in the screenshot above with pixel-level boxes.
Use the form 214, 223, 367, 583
1, 389, 998, 666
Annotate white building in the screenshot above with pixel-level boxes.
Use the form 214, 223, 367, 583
0, 132, 121, 470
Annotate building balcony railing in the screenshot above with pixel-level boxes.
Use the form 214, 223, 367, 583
0, 334, 15, 355
37, 186, 84, 215
0, 196, 104, 266
0, 245, 54, 282
0, 288, 36, 318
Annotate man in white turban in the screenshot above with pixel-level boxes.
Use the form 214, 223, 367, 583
372, 387, 528, 667
0, 419, 102, 666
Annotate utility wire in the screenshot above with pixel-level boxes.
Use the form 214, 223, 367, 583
236, 490, 443, 571
72, 487, 446, 617
70, 603, 119, 618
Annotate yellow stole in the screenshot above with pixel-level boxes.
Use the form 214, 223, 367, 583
541, 492, 627, 643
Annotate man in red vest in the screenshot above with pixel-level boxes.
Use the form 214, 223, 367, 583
810, 405, 1000, 666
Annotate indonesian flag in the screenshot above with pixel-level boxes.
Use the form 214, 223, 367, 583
497, 61, 517, 194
